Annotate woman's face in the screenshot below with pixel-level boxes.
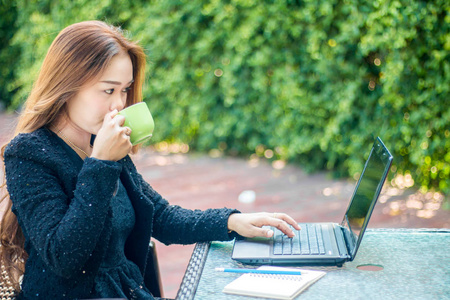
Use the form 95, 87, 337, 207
65, 51, 134, 135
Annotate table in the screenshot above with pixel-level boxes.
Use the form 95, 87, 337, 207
176, 229, 450, 300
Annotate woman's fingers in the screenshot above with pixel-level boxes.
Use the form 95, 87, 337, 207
249, 226, 274, 238
112, 114, 125, 127
251, 213, 299, 237
92, 110, 132, 161
104, 109, 118, 122
228, 212, 300, 239
122, 126, 132, 137
272, 213, 301, 231
262, 216, 295, 238
106, 110, 129, 138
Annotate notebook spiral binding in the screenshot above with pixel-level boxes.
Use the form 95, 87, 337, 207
248, 274, 303, 281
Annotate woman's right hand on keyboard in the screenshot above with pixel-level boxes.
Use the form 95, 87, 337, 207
227, 212, 301, 238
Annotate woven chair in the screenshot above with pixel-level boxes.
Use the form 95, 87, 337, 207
0, 263, 16, 300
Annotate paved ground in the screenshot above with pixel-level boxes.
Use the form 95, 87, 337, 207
1, 113, 449, 298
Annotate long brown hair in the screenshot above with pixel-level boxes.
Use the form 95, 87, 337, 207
0, 20, 146, 292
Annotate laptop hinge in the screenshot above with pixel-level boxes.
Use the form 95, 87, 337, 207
338, 225, 354, 260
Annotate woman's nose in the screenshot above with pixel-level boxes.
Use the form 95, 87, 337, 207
111, 93, 125, 112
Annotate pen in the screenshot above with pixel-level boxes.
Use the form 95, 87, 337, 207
215, 268, 301, 275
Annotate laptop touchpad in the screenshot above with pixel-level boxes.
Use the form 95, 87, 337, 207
233, 237, 271, 258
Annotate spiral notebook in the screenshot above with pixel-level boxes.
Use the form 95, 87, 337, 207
222, 266, 326, 299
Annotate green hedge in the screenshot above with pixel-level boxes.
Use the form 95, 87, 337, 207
0, 0, 19, 109
1, 0, 449, 195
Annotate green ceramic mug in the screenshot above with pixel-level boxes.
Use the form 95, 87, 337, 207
118, 102, 154, 145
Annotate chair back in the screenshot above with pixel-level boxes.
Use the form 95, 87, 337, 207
1, 263, 16, 300
144, 240, 163, 298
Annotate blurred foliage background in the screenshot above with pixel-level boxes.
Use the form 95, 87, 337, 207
0, 0, 449, 197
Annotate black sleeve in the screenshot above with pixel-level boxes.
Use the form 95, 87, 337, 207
4, 137, 122, 278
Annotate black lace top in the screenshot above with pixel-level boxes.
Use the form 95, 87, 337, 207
91, 180, 151, 299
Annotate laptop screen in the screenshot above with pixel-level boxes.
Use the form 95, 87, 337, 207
341, 137, 393, 259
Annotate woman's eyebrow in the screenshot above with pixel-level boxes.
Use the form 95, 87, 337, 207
100, 79, 134, 85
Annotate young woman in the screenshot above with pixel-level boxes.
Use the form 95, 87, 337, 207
0, 21, 300, 299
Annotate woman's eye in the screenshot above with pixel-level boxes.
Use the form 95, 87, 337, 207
105, 89, 114, 95
122, 86, 132, 93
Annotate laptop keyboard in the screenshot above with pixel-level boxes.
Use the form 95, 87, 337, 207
273, 223, 326, 255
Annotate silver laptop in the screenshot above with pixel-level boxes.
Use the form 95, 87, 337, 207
232, 137, 393, 267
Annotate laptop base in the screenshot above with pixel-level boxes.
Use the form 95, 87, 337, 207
232, 222, 350, 267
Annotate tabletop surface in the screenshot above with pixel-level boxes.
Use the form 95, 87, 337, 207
177, 229, 450, 300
